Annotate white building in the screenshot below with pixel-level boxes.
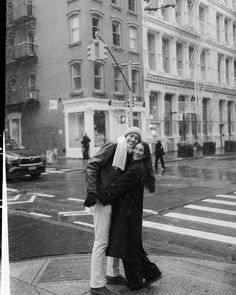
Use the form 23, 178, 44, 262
142, 0, 236, 153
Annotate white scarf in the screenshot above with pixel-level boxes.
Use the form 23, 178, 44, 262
112, 136, 127, 171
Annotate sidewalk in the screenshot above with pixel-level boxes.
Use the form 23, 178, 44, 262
9, 254, 236, 295
47, 148, 236, 170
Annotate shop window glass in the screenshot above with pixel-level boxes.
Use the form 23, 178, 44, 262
94, 111, 106, 147
68, 112, 84, 148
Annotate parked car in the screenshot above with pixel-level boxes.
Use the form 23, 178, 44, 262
6, 139, 47, 180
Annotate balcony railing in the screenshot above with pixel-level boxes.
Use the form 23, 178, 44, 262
12, 3, 36, 23
7, 88, 40, 105
26, 89, 40, 101
7, 42, 37, 63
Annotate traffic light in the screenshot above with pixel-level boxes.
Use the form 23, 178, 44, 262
87, 41, 108, 62
87, 44, 95, 61
108, 99, 112, 106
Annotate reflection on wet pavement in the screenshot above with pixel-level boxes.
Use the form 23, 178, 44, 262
155, 165, 236, 181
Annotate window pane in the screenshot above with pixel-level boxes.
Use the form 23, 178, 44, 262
114, 67, 122, 92
70, 15, 79, 42
94, 111, 106, 147
112, 22, 121, 46
128, 0, 135, 11
68, 112, 84, 148
94, 63, 103, 90
129, 27, 137, 51
10, 118, 20, 143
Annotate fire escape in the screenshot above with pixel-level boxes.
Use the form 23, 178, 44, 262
6, 0, 38, 107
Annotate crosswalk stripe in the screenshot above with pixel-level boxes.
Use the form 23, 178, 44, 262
143, 221, 236, 245
164, 212, 236, 229
143, 209, 159, 215
202, 199, 236, 206
29, 212, 52, 218
216, 194, 236, 200
45, 170, 65, 174
73, 221, 94, 228
184, 205, 236, 216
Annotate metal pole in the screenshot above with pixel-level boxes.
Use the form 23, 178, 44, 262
128, 60, 133, 127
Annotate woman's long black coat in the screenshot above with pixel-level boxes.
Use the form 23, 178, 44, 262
104, 160, 146, 263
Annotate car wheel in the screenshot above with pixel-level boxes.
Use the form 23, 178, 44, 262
30, 172, 41, 179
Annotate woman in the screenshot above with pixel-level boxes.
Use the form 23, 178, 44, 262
100, 141, 162, 291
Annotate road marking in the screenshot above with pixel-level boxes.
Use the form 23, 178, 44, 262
41, 172, 49, 175
29, 212, 52, 218
8, 195, 37, 205
7, 194, 21, 201
45, 170, 65, 174
73, 221, 94, 228
34, 193, 55, 198
202, 199, 236, 206
58, 210, 92, 216
164, 212, 236, 229
7, 188, 18, 192
216, 194, 236, 200
143, 221, 236, 245
184, 205, 236, 216
67, 198, 85, 202
143, 209, 159, 215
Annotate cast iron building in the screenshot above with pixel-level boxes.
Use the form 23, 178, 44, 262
5, 0, 144, 158
143, 0, 236, 153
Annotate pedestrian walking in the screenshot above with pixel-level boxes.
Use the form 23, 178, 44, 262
100, 141, 162, 291
81, 132, 91, 160
155, 140, 166, 169
83, 127, 142, 295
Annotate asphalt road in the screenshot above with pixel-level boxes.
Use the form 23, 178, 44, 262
5, 155, 236, 262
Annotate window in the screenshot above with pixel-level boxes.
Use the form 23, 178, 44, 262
132, 69, 139, 95
147, 32, 155, 70
226, 58, 229, 85
94, 63, 104, 90
68, 112, 84, 148
128, 0, 136, 12
114, 67, 122, 92
162, 38, 170, 73
216, 15, 221, 42
189, 46, 194, 76
176, 43, 183, 76
225, 19, 229, 44
234, 61, 236, 86
69, 13, 80, 43
129, 27, 138, 51
233, 24, 236, 47
218, 55, 221, 83
8, 113, 22, 144
149, 92, 158, 120
112, 21, 121, 46
92, 14, 102, 39
71, 63, 81, 90
200, 50, 206, 79
28, 73, 36, 89
94, 111, 106, 147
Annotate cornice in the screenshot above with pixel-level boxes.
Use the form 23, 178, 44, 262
145, 73, 236, 96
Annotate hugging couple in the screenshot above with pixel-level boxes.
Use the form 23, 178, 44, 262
83, 127, 162, 295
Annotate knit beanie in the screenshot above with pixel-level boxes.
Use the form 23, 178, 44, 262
124, 127, 142, 140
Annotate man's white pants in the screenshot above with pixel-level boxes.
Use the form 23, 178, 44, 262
90, 202, 120, 288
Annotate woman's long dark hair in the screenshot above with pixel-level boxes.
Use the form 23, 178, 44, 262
140, 141, 156, 193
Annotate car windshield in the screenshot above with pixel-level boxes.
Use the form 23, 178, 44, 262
6, 140, 25, 151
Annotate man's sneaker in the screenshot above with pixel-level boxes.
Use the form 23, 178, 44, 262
144, 274, 163, 287
106, 274, 127, 285
90, 286, 114, 295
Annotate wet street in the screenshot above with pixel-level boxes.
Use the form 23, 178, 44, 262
5, 155, 236, 262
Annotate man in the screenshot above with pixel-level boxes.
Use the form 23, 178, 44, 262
83, 127, 142, 295
154, 140, 166, 169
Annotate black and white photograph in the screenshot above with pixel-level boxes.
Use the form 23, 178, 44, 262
2, 0, 236, 294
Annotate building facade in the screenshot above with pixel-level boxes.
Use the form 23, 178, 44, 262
143, 0, 236, 153
5, 0, 236, 158
5, 0, 145, 158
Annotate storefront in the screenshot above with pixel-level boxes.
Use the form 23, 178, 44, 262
63, 97, 145, 158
